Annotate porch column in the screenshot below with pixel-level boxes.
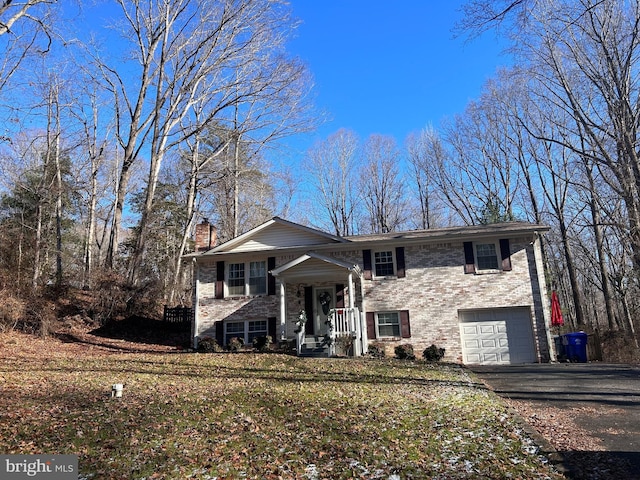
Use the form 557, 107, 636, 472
359, 273, 368, 355
347, 272, 355, 309
279, 280, 286, 340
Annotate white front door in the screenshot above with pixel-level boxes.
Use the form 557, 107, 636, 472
314, 287, 335, 337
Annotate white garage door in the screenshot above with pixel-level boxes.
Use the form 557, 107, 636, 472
459, 308, 536, 365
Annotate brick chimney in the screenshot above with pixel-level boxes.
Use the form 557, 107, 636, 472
195, 219, 217, 252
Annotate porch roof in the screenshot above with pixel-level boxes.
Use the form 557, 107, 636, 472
270, 251, 361, 282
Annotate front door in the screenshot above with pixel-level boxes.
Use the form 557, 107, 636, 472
314, 287, 335, 337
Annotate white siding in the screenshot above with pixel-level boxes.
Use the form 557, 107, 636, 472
231, 224, 340, 252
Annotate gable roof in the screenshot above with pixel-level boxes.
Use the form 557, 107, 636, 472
200, 217, 348, 255
186, 218, 549, 259
271, 251, 361, 282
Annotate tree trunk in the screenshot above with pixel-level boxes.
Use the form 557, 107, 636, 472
585, 161, 617, 330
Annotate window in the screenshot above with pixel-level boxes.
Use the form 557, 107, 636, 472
225, 321, 245, 344
228, 263, 245, 295
249, 261, 266, 295
377, 312, 400, 337
224, 319, 268, 345
374, 250, 394, 276
248, 320, 267, 343
227, 260, 266, 296
475, 243, 499, 271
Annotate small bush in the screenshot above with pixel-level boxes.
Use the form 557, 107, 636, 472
394, 343, 415, 360
252, 335, 273, 352
423, 344, 446, 362
367, 343, 386, 358
197, 337, 222, 353
0, 291, 26, 333
227, 336, 244, 353
334, 334, 354, 356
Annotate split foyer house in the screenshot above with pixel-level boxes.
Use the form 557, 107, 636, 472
187, 217, 554, 365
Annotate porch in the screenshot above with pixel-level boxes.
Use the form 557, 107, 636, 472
270, 252, 368, 357
296, 307, 363, 357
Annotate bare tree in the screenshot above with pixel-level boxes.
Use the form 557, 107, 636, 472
432, 91, 521, 226
461, 0, 640, 333
0, 0, 54, 36
359, 134, 407, 234
95, 0, 313, 285
303, 129, 361, 236
0, 0, 55, 100
405, 126, 448, 229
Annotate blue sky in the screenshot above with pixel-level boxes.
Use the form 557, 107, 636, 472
286, 1, 509, 151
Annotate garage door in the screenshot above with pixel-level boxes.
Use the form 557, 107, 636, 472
459, 308, 536, 365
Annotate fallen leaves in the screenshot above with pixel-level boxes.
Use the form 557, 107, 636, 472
0, 332, 565, 479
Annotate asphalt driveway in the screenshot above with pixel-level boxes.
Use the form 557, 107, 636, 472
470, 363, 640, 479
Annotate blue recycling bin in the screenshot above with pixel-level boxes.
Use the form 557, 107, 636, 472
562, 332, 588, 363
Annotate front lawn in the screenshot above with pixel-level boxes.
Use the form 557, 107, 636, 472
0, 334, 563, 479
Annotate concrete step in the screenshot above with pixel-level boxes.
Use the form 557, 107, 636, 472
299, 336, 330, 357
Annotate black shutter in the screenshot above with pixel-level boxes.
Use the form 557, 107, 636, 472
336, 284, 345, 308
215, 261, 225, 298
396, 246, 406, 278
268, 316, 277, 339
304, 286, 314, 335
400, 310, 411, 338
363, 249, 372, 280
463, 242, 475, 274
267, 257, 276, 295
499, 239, 512, 271
215, 320, 224, 346
366, 312, 376, 339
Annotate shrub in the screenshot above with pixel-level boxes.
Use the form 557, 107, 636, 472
227, 336, 244, 353
423, 344, 446, 362
367, 342, 385, 358
252, 335, 273, 352
334, 333, 355, 356
0, 291, 26, 333
197, 337, 222, 353
394, 343, 415, 360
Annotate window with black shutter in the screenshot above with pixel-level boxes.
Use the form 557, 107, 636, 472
368, 310, 411, 339
463, 239, 512, 273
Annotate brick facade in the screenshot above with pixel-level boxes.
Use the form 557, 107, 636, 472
192, 221, 551, 364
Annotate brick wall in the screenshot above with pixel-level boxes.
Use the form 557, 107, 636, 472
193, 236, 550, 363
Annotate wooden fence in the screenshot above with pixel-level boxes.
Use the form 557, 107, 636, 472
163, 306, 193, 325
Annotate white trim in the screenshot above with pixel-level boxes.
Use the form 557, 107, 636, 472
223, 318, 268, 345
534, 236, 554, 362
474, 241, 502, 273
375, 311, 401, 339
225, 259, 267, 297
279, 281, 286, 340
207, 217, 349, 253
372, 248, 396, 278
271, 251, 359, 277
271, 254, 312, 275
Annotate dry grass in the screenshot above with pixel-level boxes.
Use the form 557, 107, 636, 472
0, 332, 564, 479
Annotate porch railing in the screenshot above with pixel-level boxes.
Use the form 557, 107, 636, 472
329, 307, 360, 357
296, 326, 305, 356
